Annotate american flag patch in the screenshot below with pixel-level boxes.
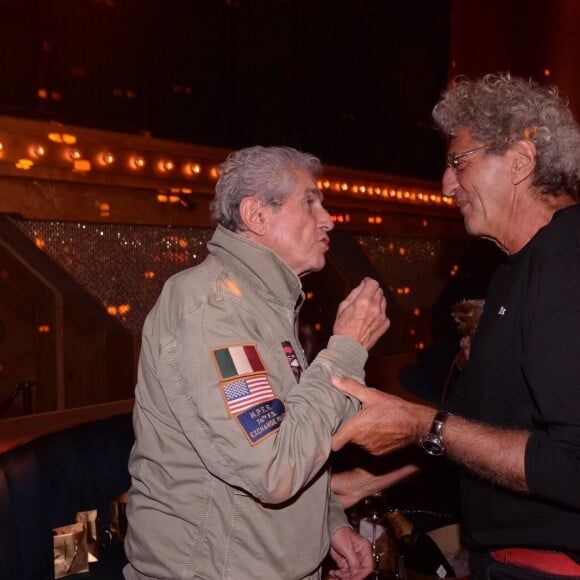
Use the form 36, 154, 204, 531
222, 374, 275, 415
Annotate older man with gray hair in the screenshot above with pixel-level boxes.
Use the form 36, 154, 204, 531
124, 145, 389, 579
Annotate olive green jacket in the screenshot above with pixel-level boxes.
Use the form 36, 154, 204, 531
124, 225, 367, 579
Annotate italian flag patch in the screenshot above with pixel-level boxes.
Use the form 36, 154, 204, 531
211, 344, 266, 381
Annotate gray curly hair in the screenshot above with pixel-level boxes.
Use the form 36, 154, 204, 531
211, 145, 323, 231
432, 73, 580, 199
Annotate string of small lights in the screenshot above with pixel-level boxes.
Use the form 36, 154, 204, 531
0, 116, 451, 210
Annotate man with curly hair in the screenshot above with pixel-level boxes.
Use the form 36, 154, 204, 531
330, 74, 580, 579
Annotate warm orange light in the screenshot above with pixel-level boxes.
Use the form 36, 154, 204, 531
158, 159, 175, 172
38, 325, 51, 333
68, 149, 82, 160
186, 162, 201, 175
306, 292, 314, 299
131, 155, 146, 169
99, 203, 111, 217
107, 306, 118, 315
15, 159, 34, 170
100, 152, 115, 165
29, 145, 46, 158
35, 237, 46, 249
144, 271, 156, 279
73, 159, 91, 172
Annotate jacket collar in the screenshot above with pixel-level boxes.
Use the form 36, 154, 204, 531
208, 225, 304, 308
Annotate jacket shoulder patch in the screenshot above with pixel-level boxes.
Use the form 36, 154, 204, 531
236, 399, 286, 446
211, 344, 266, 381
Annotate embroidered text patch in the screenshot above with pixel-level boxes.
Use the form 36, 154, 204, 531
236, 399, 286, 445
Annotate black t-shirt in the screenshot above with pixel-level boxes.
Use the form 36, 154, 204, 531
452, 204, 580, 559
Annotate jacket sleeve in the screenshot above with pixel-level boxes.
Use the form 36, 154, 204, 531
154, 278, 368, 505
328, 490, 352, 536
523, 247, 580, 509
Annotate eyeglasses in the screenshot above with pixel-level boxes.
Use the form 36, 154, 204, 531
446, 146, 489, 172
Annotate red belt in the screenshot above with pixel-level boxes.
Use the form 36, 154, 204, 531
491, 548, 580, 575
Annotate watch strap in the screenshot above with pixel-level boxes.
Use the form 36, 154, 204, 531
420, 409, 449, 456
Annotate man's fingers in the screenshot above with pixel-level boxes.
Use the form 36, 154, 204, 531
335, 278, 368, 314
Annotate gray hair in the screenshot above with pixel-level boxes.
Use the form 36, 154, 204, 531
211, 146, 323, 231
432, 73, 580, 199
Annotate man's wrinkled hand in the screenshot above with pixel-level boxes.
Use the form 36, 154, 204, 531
333, 278, 390, 350
328, 526, 373, 580
330, 376, 424, 455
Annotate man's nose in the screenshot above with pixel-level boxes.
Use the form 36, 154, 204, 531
442, 167, 459, 198
319, 206, 334, 231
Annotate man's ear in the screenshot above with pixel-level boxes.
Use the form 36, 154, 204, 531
239, 195, 266, 235
511, 139, 536, 185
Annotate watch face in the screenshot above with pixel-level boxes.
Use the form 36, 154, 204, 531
421, 434, 445, 456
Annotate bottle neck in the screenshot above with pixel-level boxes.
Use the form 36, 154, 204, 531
385, 509, 414, 539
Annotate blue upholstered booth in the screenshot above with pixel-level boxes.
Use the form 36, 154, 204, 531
0, 404, 134, 580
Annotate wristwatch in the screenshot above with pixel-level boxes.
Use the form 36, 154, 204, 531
420, 409, 449, 456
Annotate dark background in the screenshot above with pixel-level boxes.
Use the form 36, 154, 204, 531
0, 0, 578, 181
0, 0, 449, 179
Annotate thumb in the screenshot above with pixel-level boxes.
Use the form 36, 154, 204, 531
331, 376, 367, 401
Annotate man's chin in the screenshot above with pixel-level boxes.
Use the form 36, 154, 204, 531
298, 258, 326, 278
